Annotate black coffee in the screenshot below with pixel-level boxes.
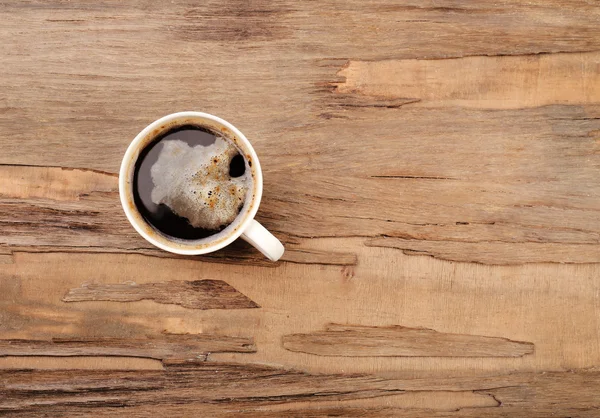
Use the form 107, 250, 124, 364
133, 125, 249, 240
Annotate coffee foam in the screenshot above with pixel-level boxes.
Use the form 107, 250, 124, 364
150, 137, 250, 230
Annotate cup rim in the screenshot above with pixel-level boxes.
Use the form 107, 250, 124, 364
119, 111, 263, 255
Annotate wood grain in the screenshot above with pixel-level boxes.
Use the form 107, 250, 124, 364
282, 324, 534, 357
2, 106, 600, 265
0, 247, 13, 264
2, 249, 599, 374
0, 165, 356, 266
2, 363, 600, 417
0, 2, 598, 266
1, 1, 598, 170
63, 280, 260, 310
1, 0, 600, 415
0, 334, 255, 362
0, 165, 116, 200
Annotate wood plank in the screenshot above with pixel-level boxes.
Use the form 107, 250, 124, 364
1, 1, 598, 266
1, 1, 600, 173
2, 101, 600, 266
1, 364, 599, 416
0, 334, 255, 362
1, 249, 599, 375
62, 280, 259, 310
282, 324, 534, 357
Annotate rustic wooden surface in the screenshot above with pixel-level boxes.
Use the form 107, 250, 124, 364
1, 1, 600, 416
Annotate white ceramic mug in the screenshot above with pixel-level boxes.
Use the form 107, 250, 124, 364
119, 111, 284, 261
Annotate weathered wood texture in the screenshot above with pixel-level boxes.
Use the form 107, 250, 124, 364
0, 2, 599, 265
63, 280, 260, 310
2, 363, 600, 417
0, 334, 255, 362
282, 324, 534, 357
0, 166, 357, 266
1, 0, 600, 415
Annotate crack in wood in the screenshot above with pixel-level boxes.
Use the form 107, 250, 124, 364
0, 334, 256, 363
408, 48, 600, 61
62, 280, 260, 310
282, 324, 534, 357
366, 237, 600, 265
0, 163, 118, 177
4, 245, 358, 267
0, 246, 14, 264
371, 175, 456, 180
335, 98, 422, 109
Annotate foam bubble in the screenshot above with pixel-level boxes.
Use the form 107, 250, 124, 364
150, 137, 250, 230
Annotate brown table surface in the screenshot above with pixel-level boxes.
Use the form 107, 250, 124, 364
1, 1, 600, 416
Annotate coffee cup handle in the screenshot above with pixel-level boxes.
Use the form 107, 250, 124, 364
241, 220, 285, 261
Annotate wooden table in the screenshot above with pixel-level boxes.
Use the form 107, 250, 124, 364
1, 1, 600, 416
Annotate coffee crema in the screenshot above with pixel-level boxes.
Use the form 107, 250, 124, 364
132, 125, 252, 240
